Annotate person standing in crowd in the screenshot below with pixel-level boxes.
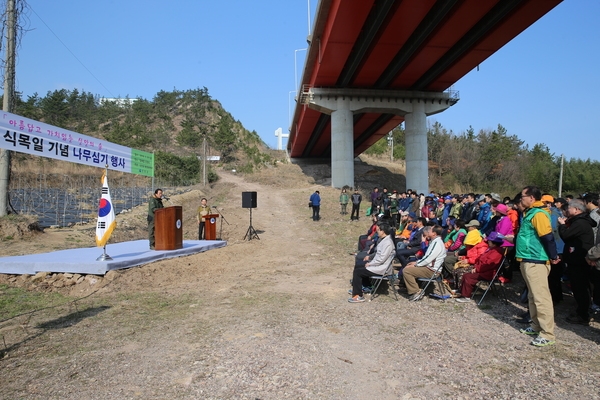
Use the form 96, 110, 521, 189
450, 195, 463, 219
310, 190, 321, 221
370, 187, 380, 215
409, 192, 420, 217
381, 187, 390, 215
401, 191, 412, 212
350, 188, 362, 221
441, 195, 453, 227
558, 199, 596, 325
389, 191, 399, 226
461, 193, 478, 222
476, 194, 492, 229
339, 188, 349, 215
148, 188, 164, 250
544, 195, 566, 302
582, 193, 600, 243
517, 186, 559, 347
582, 193, 600, 313
196, 197, 212, 240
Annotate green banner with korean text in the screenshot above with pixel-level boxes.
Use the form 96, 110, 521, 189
131, 149, 154, 177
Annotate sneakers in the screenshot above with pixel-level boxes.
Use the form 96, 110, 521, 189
566, 315, 590, 326
531, 337, 555, 347
348, 295, 366, 303
408, 290, 425, 302
347, 286, 372, 295
455, 297, 471, 303
519, 327, 539, 336
498, 276, 511, 284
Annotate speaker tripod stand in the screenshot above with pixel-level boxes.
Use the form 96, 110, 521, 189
244, 208, 260, 240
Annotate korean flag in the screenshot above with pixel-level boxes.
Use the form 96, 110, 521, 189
95, 171, 116, 247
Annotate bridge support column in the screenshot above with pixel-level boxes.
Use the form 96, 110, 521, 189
330, 102, 354, 189
304, 88, 458, 191
404, 102, 428, 194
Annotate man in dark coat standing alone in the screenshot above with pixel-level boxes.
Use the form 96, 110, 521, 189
350, 189, 362, 221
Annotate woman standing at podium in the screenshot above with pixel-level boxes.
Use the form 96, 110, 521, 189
197, 198, 213, 240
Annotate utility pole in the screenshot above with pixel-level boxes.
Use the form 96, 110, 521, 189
0, 0, 16, 216
558, 153, 564, 197
388, 131, 394, 162
203, 135, 206, 186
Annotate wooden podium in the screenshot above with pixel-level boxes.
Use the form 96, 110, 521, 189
202, 213, 219, 240
155, 206, 183, 250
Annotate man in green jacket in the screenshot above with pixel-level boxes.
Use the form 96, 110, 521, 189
516, 186, 559, 347
148, 188, 164, 250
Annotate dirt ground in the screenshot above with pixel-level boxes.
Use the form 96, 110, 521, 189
1, 157, 599, 399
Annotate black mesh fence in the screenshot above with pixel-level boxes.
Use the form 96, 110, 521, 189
8, 174, 190, 227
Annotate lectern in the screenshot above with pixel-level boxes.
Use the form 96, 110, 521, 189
202, 213, 219, 240
155, 206, 183, 250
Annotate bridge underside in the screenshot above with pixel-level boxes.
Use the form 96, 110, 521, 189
290, 0, 561, 163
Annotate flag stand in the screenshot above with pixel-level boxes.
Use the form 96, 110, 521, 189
96, 245, 113, 261
96, 165, 116, 261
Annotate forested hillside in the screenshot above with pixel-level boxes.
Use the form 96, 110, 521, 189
6, 87, 598, 195
7, 87, 279, 186
366, 122, 600, 195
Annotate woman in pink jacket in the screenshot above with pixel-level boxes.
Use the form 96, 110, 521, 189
492, 203, 515, 247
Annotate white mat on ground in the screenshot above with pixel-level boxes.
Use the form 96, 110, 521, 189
0, 240, 226, 275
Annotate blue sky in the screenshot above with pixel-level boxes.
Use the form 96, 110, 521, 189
12, 0, 600, 161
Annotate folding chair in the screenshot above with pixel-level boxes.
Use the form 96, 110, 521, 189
417, 268, 450, 302
369, 260, 399, 301
471, 253, 509, 305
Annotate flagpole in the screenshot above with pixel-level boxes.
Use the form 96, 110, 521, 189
97, 165, 114, 261
97, 243, 113, 261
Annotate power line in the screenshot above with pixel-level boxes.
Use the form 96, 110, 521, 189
27, 4, 115, 98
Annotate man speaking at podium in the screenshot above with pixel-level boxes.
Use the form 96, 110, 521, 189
148, 188, 164, 250
196, 197, 213, 240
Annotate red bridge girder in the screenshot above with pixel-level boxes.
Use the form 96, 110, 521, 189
289, 0, 561, 158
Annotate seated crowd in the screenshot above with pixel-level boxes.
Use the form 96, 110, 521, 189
347, 186, 600, 345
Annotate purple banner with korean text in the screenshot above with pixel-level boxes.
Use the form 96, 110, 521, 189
0, 111, 154, 177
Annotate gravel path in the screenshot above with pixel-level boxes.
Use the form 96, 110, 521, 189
1, 165, 599, 399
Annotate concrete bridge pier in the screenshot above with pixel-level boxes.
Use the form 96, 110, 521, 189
404, 102, 428, 194
330, 101, 355, 189
306, 88, 458, 191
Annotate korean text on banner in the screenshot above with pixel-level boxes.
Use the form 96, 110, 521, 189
96, 171, 117, 247
0, 111, 154, 177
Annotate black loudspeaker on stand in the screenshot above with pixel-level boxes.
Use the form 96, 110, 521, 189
242, 191, 259, 240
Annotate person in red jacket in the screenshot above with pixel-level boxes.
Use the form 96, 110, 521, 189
456, 232, 506, 301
